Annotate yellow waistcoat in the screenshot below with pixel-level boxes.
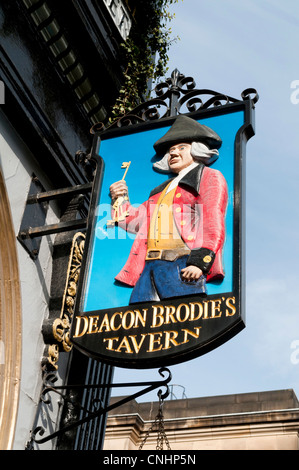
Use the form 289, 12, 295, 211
147, 183, 186, 250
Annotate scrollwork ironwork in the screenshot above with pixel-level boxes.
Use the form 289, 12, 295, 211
25, 367, 172, 448
42, 232, 85, 370
241, 87, 259, 107
90, 69, 258, 133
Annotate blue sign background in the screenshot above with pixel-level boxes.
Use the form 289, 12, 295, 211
83, 110, 244, 312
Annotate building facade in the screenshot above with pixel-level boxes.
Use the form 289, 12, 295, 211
0, 0, 150, 450
104, 389, 299, 450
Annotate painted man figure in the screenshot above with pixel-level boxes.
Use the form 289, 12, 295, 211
109, 115, 228, 304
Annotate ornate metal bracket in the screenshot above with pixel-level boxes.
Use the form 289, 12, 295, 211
42, 232, 85, 370
26, 367, 172, 448
91, 68, 259, 132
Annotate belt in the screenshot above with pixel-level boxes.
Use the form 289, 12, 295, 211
145, 247, 191, 262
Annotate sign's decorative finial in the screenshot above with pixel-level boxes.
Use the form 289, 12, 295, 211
90, 69, 259, 134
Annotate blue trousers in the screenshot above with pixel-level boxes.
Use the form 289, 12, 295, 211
129, 256, 207, 304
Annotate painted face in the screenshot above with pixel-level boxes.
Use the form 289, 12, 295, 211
168, 143, 193, 173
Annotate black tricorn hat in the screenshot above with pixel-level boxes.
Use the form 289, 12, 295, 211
153, 115, 222, 155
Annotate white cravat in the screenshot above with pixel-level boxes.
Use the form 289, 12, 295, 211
166, 162, 199, 193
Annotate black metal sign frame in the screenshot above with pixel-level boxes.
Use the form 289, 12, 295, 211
70, 91, 256, 369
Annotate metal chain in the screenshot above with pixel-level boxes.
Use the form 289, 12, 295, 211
139, 392, 171, 450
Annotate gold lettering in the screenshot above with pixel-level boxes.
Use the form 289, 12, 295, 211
210, 299, 222, 318
190, 302, 203, 321
163, 330, 180, 350
110, 312, 122, 331
165, 305, 176, 324
147, 332, 163, 352
75, 297, 237, 357
122, 310, 135, 330
88, 315, 99, 334
99, 313, 111, 332
73, 316, 88, 338
181, 327, 201, 344
103, 337, 119, 350
176, 303, 189, 322
134, 309, 147, 328
129, 334, 147, 353
151, 305, 164, 328
116, 336, 133, 354
225, 297, 236, 316
203, 301, 209, 319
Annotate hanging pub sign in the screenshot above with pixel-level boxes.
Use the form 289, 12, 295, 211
70, 70, 258, 368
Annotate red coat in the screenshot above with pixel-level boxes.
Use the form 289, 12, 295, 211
114, 164, 228, 286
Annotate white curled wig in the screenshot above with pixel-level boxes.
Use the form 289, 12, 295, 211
153, 141, 219, 173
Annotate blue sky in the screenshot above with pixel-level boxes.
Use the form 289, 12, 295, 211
111, 0, 299, 402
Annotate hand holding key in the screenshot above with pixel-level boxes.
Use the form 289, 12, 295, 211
109, 180, 129, 201
108, 162, 131, 226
